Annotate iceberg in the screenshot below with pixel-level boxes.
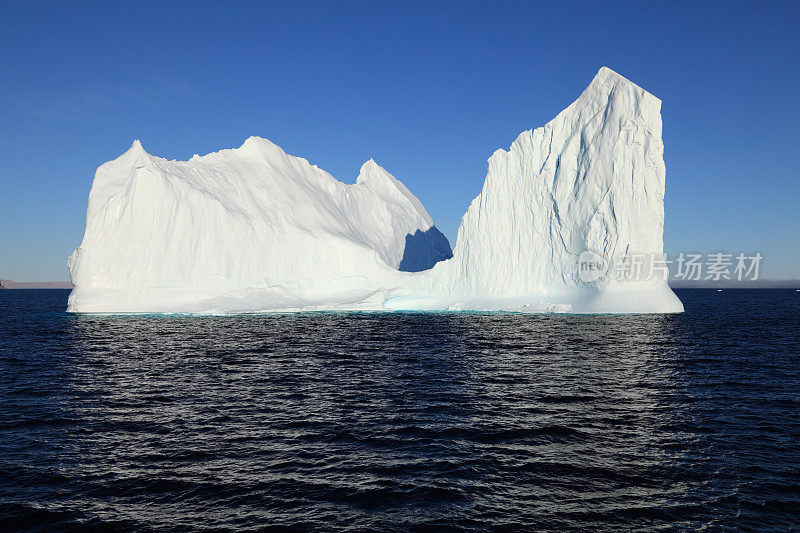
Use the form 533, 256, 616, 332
68, 67, 683, 314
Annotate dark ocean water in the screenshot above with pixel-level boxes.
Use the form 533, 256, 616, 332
0, 289, 798, 532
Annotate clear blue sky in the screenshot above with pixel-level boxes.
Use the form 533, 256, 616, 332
1, 0, 798, 281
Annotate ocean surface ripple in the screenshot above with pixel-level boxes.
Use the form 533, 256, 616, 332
1, 289, 798, 531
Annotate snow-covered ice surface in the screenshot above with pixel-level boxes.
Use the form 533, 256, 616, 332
68, 67, 683, 314
67, 138, 451, 313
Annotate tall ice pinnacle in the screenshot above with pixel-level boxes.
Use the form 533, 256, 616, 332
400, 66, 682, 312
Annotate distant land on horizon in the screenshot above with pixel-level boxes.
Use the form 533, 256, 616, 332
0, 280, 73, 289
1, 279, 798, 291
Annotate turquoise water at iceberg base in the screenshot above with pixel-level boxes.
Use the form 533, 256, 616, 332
1, 289, 798, 531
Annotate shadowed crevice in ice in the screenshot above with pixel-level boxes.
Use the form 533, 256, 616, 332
398, 226, 453, 272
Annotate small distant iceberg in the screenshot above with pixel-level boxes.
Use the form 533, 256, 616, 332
67, 67, 683, 314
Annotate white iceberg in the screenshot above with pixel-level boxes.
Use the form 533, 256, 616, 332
68, 67, 683, 314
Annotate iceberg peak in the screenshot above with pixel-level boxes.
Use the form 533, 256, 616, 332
356, 158, 388, 184
239, 135, 274, 150
590, 66, 644, 92
126, 139, 148, 157
236, 135, 287, 159
584, 66, 662, 108
356, 159, 434, 228
116, 139, 153, 169
593, 66, 627, 84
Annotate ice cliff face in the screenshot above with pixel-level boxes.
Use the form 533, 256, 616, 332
68, 67, 682, 314
397, 67, 683, 313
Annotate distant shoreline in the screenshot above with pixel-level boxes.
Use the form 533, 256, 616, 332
1, 280, 73, 290
669, 279, 800, 289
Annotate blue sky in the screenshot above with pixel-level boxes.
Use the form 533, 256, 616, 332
1, 0, 798, 281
